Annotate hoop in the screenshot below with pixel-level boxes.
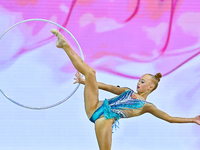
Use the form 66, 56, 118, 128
0, 19, 84, 110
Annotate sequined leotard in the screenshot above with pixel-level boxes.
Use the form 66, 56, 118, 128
89, 88, 153, 128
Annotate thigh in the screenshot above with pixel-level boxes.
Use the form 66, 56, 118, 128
95, 117, 113, 150
84, 69, 99, 118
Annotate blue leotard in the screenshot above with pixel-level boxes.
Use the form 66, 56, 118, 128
89, 88, 152, 129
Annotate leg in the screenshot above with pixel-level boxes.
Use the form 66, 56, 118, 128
51, 29, 99, 117
95, 117, 113, 150
51, 29, 91, 76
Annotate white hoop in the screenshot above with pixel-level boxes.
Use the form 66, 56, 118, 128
0, 19, 84, 110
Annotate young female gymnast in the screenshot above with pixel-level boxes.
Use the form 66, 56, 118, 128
51, 29, 200, 150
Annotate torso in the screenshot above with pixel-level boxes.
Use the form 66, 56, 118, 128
122, 103, 151, 118
127, 91, 150, 117
90, 88, 154, 123
106, 88, 153, 119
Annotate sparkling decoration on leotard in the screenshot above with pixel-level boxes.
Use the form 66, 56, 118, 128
0, 19, 84, 110
90, 88, 152, 131
104, 89, 147, 131
131, 94, 137, 99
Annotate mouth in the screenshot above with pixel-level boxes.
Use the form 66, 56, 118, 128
137, 85, 140, 89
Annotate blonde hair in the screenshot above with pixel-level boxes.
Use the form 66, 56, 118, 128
147, 73, 162, 92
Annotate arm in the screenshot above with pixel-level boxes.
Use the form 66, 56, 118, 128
146, 104, 200, 125
73, 71, 128, 95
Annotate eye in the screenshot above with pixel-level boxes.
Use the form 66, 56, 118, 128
141, 81, 145, 83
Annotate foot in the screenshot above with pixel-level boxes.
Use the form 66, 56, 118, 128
51, 29, 69, 48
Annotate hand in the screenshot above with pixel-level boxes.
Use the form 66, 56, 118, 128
194, 115, 200, 125
73, 71, 84, 84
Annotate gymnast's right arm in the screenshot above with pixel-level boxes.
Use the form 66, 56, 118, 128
73, 72, 128, 95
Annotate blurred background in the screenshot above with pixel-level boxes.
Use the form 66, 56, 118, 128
0, 0, 199, 149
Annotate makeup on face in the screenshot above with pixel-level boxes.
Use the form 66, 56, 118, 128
137, 75, 153, 92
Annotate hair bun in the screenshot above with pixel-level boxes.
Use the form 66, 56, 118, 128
155, 73, 162, 82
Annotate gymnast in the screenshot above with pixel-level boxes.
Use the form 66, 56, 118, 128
51, 29, 200, 150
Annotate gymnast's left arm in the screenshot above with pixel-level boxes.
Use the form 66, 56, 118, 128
73, 71, 127, 95
145, 104, 200, 125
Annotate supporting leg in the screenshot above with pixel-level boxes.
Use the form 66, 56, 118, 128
95, 117, 113, 150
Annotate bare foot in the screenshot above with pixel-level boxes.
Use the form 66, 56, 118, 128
51, 29, 69, 48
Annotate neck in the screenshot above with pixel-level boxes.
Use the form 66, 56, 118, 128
137, 91, 150, 100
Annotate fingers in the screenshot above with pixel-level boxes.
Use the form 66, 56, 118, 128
74, 71, 83, 85
76, 71, 81, 75
73, 78, 78, 84
75, 73, 79, 78
194, 115, 200, 125
75, 72, 79, 77
75, 72, 82, 79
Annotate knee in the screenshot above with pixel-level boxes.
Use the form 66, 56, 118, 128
86, 67, 96, 77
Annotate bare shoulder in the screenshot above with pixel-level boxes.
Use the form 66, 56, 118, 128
123, 87, 132, 91
141, 103, 156, 113
109, 86, 130, 95
118, 87, 130, 94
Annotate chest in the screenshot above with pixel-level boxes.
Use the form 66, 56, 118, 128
131, 93, 146, 101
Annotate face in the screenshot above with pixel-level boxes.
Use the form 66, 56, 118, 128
137, 74, 154, 93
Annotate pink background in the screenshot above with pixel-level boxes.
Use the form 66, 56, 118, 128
0, 0, 199, 149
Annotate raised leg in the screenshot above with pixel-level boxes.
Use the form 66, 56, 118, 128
95, 117, 113, 150
51, 29, 99, 118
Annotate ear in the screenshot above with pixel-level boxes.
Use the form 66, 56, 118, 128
149, 85, 154, 91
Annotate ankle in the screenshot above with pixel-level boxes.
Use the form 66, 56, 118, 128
62, 43, 71, 49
